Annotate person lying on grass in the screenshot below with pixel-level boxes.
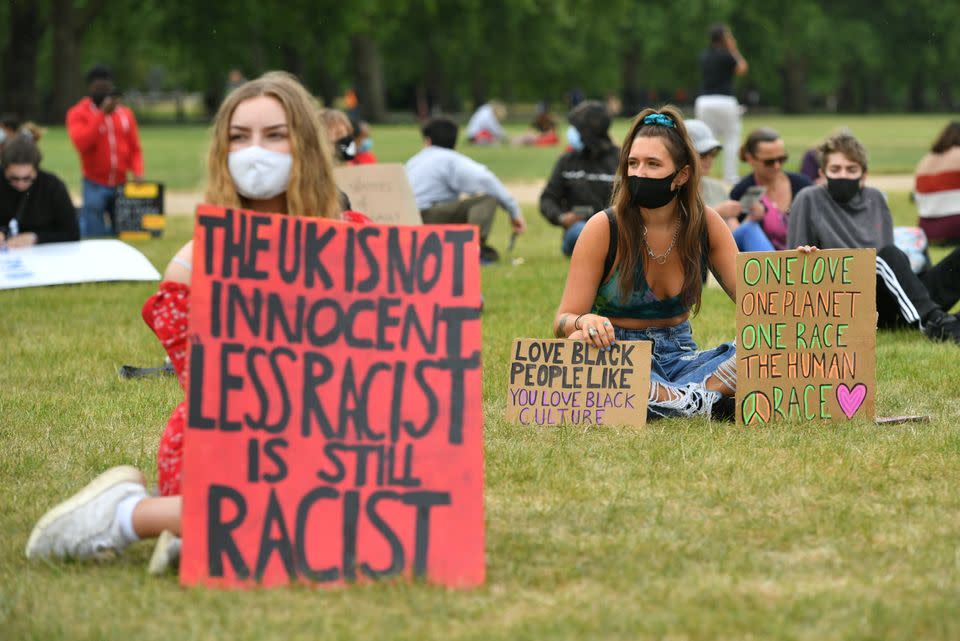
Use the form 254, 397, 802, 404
25, 71, 366, 568
553, 106, 739, 420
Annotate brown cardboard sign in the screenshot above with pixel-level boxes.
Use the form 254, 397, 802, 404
735, 249, 877, 426
506, 339, 651, 427
334, 163, 423, 226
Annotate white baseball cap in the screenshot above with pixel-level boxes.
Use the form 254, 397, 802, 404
686, 119, 722, 155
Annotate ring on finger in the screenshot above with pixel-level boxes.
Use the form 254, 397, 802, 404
588, 327, 598, 337
603, 320, 611, 327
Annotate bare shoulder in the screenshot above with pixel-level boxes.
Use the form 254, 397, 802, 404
580, 209, 612, 241
566, 209, 615, 274
703, 205, 736, 248
703, 206, 728, 234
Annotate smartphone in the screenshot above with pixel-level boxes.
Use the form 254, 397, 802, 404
739, 186, 766, 211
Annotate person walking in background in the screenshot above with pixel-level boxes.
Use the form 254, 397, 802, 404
694, 24, 748, 185
406, 117, 525, 263
539, 100, 619, 256
0, 135, 79, 247
914, 121, 960, 244
66, 65, 144, 237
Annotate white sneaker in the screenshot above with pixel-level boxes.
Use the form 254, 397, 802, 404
147, 529, 181, 575
25, 466, 147, 561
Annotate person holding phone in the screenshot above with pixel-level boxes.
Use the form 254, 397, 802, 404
729, 127, 812, 251
66, 65, 144, 237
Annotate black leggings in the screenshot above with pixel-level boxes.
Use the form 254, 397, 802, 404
875, 245, 960, 328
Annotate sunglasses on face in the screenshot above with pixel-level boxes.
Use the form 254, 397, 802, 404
758, 155, 789, 167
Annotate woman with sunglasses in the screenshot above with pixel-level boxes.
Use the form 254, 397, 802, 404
729, 127, 812, 252
553, 107, 738, 420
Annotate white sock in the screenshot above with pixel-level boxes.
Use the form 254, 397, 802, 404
115, 493, 144, 543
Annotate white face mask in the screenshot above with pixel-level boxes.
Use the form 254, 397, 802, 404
227, 146, 293, 200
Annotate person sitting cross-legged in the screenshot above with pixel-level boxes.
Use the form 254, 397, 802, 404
788, 132, 960, 344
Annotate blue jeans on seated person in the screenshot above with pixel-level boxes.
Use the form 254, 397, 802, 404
79, 178, 118, 238
562, 220, 587, 256
732, 220, 774, 252
615, 321, 735, 419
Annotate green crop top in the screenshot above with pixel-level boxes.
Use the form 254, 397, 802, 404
592, 209, 709, 320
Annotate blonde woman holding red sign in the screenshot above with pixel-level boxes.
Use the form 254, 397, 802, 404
553, 106, 739, 420
25, 72, 365, 568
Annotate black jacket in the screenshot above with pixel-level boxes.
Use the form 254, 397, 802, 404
0, 169, 79, 243
539, 145, 620, 226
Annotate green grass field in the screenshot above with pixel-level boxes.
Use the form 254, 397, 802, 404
3, 118, 960, 640
37, 113, 953, 192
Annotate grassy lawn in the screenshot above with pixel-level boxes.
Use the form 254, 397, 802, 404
3, 118, 960, 639
37, 113, 952, 192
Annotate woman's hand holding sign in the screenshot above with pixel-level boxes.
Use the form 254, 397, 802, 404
571, 313, 616, 350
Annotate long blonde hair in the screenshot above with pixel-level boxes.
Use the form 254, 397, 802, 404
205, 71, 339, 218
609, 105, 707, 315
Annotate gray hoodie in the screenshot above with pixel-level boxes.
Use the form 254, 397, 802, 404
787, 184, 893, 250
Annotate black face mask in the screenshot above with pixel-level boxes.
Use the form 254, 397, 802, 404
336, 136, 357, 162
826, 177, 861, 204
628, 172, 678, 209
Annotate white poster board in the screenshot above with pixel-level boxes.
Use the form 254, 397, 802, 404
334, 163, 423, 226
0, 240, 161, 290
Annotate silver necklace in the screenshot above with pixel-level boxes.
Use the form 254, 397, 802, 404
642, 221, 680, 265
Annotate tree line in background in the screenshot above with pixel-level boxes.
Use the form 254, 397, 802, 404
1, 0, 957, 124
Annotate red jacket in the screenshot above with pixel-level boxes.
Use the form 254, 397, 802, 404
66, 97, 144, 187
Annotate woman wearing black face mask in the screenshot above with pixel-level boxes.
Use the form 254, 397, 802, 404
553, 106, 740, 420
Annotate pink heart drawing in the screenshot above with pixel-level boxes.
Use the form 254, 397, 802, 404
837, 383, 867, 419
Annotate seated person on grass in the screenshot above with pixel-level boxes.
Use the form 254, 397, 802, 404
914, 121, 960, 244
684, 118, 764, 228
553, 106, 738, 420
465, 100, 508, 145
24, 71, 367, 570
730, 127, 813, 252
405, 117, 526, 264
539, 100, 620, 257
0, 134, 79, 247
788, 132, 960, 345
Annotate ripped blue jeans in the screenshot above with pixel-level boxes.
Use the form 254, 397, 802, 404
615, 321, 736, 419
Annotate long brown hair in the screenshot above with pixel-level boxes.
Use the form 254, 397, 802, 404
931, 121, 960, 154
205, 71, 339, 218
609, 105, 707, 315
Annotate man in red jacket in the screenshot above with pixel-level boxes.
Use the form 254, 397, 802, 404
66, 65, 144, 237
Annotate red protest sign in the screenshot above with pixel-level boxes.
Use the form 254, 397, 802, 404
180, 205, 484, 588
